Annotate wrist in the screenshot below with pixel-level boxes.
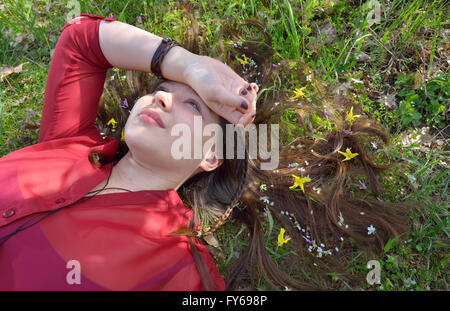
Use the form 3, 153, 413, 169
160, 44, 199, 83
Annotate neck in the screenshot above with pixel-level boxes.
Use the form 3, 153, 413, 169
108, 151, 195, 192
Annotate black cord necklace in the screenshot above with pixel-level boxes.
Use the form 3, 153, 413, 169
0, 164, 133, 246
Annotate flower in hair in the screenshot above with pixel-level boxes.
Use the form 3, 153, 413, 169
120, 128, 125, 142
121, 98, 129, 109
346, 106, 361, 123
107, 117, 118, 130
289, 86, 307, 101
289, 174, 311, 193
342, 129, 353, 136
367, 225, 376, 235
338, 148, 359, 162
277, 228, 291, 246
237, 54, 249, 65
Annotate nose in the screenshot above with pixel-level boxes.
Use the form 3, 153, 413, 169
154, 90, 172, 111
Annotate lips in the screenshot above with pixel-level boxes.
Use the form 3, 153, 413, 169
139, 109, 165, 129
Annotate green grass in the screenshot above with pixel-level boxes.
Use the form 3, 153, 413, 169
1, 0, 448, 290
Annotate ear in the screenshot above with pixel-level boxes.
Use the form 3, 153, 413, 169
198, 148, 224, 172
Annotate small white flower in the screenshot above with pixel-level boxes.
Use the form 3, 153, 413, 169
281, 211, 285, 215
259, 196, 273, 206
335, 247, 339, 252
408, 174, 416, 183
297, 167, 305, 172
305, 160, 309, 166
345, 224, 349, 229
306, 75, 312, 82
371, 141, 378, 149
318, 163, 321, 167
284, 286, 291, 291
367, 225, 376, 235
340, 237, 344, 241
360, 211, 365, 215
313, 263, 318, 266
288, 162, 299, 168
311, 149, 314, 153
320, 243, 325, 247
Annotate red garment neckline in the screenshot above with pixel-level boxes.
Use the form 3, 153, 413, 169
80, 188, 186, 208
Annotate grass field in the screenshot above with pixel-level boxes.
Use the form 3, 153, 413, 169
0, 0, 448, 290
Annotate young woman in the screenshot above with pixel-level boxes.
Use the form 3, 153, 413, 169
1, 11, 414, 291
0, 14, 257, 290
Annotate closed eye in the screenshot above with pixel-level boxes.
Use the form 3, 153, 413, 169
186, 101, 200, 112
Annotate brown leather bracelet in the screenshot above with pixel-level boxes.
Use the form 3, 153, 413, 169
150, 36, 180, 79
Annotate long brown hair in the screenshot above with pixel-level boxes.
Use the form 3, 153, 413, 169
89, 5, 417, 290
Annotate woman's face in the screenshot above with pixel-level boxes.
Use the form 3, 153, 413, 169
124, 80, 223, 175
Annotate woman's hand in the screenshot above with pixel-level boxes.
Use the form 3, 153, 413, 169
181, 55, 258, 126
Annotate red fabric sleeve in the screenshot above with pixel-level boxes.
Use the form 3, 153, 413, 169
38, 14, 117, 143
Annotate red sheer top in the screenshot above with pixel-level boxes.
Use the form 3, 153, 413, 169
0, 14, 225, 291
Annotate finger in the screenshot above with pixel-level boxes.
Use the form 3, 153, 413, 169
238, 110, 256, 126
207, 101, 246, 124
251, 83, 259, 93
214, 87, 250, 111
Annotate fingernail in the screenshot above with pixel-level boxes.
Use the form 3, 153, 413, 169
246, 85, 252, 91
241, 102, 248, 109
240, 88, 248, 95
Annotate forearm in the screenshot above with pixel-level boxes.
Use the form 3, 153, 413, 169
98, 20, 197, 82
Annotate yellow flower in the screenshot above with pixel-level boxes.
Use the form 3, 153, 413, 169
237, 54, 249, 65
107, 117, 117, 128
289, 174, 311, 193
346, 106, 361, 122
338, 148, 359, 162
120, 128, 125, 141
289, 86, 307, 100
277, 227, 291, 246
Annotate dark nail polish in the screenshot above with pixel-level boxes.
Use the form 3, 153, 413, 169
247, 85, 252, 91
241, 102, 248, 109
240, 88, 248, 96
